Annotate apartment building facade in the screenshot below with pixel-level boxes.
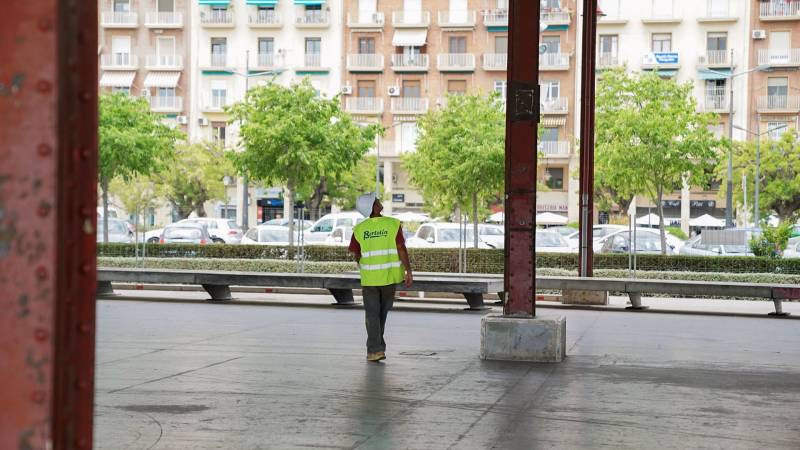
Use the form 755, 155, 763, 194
341, 0, 580, 217
99, 0, 192, 129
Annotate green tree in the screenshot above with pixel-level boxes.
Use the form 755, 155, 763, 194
307, 155, 381, 215
723, 130, 800, 223
403, 93, 505, 247
595, 69, 722, 253
99, 93, 182, 242
156, 143, 233, 219
109, 175, 159, 231
227, 79, 379, 244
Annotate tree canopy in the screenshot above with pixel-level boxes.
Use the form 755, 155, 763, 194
156, 143, 233, 219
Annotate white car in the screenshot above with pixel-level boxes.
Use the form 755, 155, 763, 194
479, 224, 505, 249
535, 230, 574, 253
406, 223, 494, 249
304, 212, 365, 243
781, 237, 800, 258
599, 230, 674, 255
96, 218, 133, 243
178, 218, 243, 244
241, 225, 291, 246
566, 225, 628, 249
679, 235, 753, 257
582, 227, 684, 253
324, 225, 354, 246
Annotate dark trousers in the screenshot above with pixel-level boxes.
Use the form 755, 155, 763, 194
362, 285, 396, 354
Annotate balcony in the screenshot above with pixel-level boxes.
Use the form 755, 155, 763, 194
703, 91, 729, 113
598, 13, 628, 25
101, 11, 138, 28
597, 53, 620, 68
642, 11, 682, 24
200, 10, 235, 28
760, 1, 800, 20
437, 10, 476, 29
298, 54, 327, 71
149, 96, 183, 113
145, 12, 183, 28
347, 54, 384, 72
249, 10, 282, 28
757, 95, 800, 113
391, 54, 429, 72
295, 11, 330, 28
253, 53, 277, 70
437, 53, 476, 72
101, 53, 138, 70
539, 141, 571, 158
541, 97, 568, 115
203, 53, 232, 70
540, 52, 570, 70
757, 49, 800, 68
540, 10, 571, 26
345, 97, 384, 115
390, 97, 429, 114
202, 94, 232, 113
347, 12, 385, 29
145, 54, 183, 70
483, 53, 507, 71
392, 11, 431, 28
483, 9, 508, 27
699, 50, 732, 67
697, 1, 737, 22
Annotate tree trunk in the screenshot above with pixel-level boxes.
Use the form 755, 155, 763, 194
101, 178, 109, 243
286, 179, 295, 247
656, 187, 667, 255
472, 192, 479, 249
309, 178, 327, 221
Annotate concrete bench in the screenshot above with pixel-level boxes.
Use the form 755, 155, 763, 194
96, 268, 504, 310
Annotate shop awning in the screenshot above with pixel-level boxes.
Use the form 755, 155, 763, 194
99, 71, 136, 87
199, 0, 230, 5
143, 72, 181, 88
294, 0, 325, 5
392, 29, 427, 47
541, 116, 566, 127
698, 68, 731, 80
247, 0, 278, 5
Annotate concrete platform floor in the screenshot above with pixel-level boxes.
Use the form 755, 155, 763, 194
94, 299, 800, 450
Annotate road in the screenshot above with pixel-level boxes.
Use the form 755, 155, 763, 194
95, 298, 800, 449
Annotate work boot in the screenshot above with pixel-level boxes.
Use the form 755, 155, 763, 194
377, 351, 386, 361
367, 352, 383, 362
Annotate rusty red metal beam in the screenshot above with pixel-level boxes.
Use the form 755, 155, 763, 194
504, 0, 541, 316
578, 0, 599, 277
1, 1, 97, 448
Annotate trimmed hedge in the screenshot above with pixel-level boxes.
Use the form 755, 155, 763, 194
96, 243, 800, 275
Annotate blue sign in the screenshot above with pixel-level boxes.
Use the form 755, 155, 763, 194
653, 52, 679, 64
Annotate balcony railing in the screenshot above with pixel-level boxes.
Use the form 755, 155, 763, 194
483, 9, 508, 26
482, 53, 507, 71
304, 54, 322, 68
392, 11, 431, 27
703, 92, 729, 112
757, 48, 800, 67
437, 53, 476, 71
698, 1, 734, 20
757, 95, 800, 112
145, 12, 183, 28
150, 96, 183, 112
145, 54, 183, 70
347, 54, 384, 71
541, 10, 571, 25
760, 0, 800, 19
249, 10, 282, 27
201, 10, 234, 27
643, 10, 682, 22
296, 11, 330, 27
203, 94, 232, 112
541, 97, 568, 114
101, 53, 138, 70
539, 141, 571, 158
345, 97, 384, 115
390, 97, 429, 114
540, 52, 570, 70
347, 12, 385, 28
256, 53, 276, 68
209, 52, 229, 68
101, 12, 138, 27
702, 50, 730, 66
390, 54, 429, 71
438, 10, 476, 27
597, 52, 619, 67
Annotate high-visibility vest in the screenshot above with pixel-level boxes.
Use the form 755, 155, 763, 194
353, 216, 405, 287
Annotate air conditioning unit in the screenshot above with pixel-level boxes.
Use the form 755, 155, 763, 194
387, 86, 400, 96
753, 30, 767, 40
140, 89, 150, 97
176, 115, 188, 125
198, 117, 209, 126
341, 85, 353, 95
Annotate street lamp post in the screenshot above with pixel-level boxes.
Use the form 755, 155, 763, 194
733, 116, 786, 227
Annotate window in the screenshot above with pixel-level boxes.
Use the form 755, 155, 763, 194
768, 122, 788, 140
157, 87, 176, 98
707, 32, 727, 51
494, 80, 507, 100
541, 127, 559, 142
304, 4, 323, 22
358, 0, 377, 22
545, 167, 564, 190
402, 80, 421, 97
211, 38, 226, 66
495, 36, 508, 54
404, 0, 422, 22
768, 77, 789, 98
708, 0, 728, 17
652, 33, 672, 53
449, 36, 467, 53
769, 31, 791, 62
157, 0, 174, 13
357, 80, 376, 97
313, 219, 334, 233
400, 122, 419, 152
258, 38, 274, 59
542, 81, 560, 100
599, 35, 618, 55
542, 36, 561, 53
111, 36, 131, 65
652, 0, 673, 18
417, 226, 433, 241
447, 80, 467, 95
113, 0, 130, 13
542, 0, 560, 9
211, 121, 226, 145
111, 86, 130, 95
211, 80, 227, 109
305, 38, 321, 67
358, 37, 375, 54
705, 79, 726, 109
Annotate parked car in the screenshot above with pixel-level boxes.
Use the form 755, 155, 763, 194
535, 230, 574, 253
178, 218, 242, 244
566, 225, 628, 249
784, 237, 800, 258
304, 212, 365, 243
263, 218, 313, 229
547, 226, 578, 238
406, 223, 493, 249
159, 223, 213, 245
324, 225, 354, 246
479, 224, 505, 249
679, 235, 753, 257
96, 218, 133, 243
599, 231, 674, 255
241, 225, 292, 246
593, 228, 684, 253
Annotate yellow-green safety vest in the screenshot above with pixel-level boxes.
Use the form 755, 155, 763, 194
354, 216, 405, 287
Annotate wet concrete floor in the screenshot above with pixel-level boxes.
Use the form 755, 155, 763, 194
94, 299, 800, 449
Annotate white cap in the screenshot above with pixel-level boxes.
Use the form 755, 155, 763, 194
356, 193, 377, 218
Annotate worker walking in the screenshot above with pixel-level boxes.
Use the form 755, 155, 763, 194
349, 193, 413, 362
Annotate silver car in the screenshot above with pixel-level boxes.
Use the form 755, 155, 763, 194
160, 223, 213, 245
679, 235, 753, 257
97, 219, 133, 243
178, 218, 243, 244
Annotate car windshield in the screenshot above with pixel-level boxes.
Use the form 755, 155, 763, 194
536, 232, 565, 247
227, 220, 239, 230
259, 229, 290, 242
164, 227, 202, 239
438, 228, 475, 242
107, 221, 128, 234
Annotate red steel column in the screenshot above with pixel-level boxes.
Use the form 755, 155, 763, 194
504, 0, 541, 316
0, 1, 98, 449
578, 0, 599, 277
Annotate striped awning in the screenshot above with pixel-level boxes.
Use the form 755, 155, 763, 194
198, 0, 230, 5
294, 0, 325, 5
143, 72, 181, 88
541, 116, 567, 127
99, 71, 136, 87
246, 0, 278, 4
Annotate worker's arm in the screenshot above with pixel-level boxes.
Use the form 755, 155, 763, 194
348, 234, 361, 266
396, 228, 413, 287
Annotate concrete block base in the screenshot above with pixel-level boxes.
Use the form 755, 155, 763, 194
480, 314, 566, 362
562, 289, 608, 305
